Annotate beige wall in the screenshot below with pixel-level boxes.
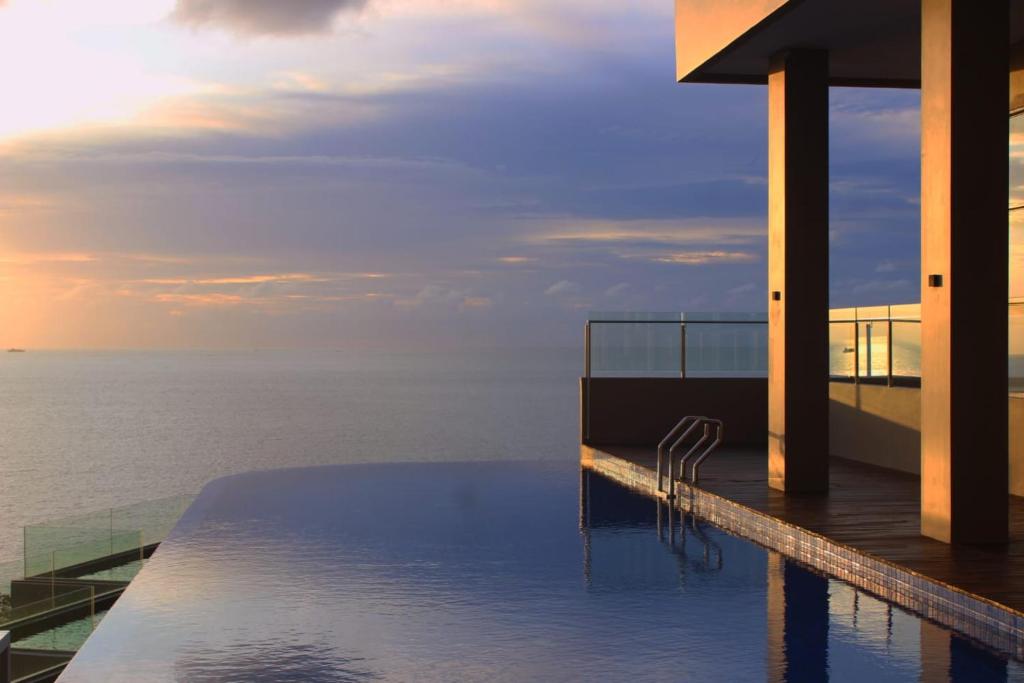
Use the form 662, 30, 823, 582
1011, 397, 1024, 496
828, 383, 921, 474
831, 385, 1024, 497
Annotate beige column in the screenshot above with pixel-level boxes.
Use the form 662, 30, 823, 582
920, 0, 1009, 543
768, 49, 830, 493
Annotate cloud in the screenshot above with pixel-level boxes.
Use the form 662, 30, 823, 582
531, 219, 763, 248
650, 250, 758, 265
171, 0, 368, 36
544, 280, 580, 296
727, 282, 757, 296
851, 279, 912, 295
0, 251, 96, 265
605, 282, 630, 297
393, 285, 489, 312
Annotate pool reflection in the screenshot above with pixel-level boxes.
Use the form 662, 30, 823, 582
579, 469, 1019, 683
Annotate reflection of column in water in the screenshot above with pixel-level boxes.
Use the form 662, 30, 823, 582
919, 619, 1009, 682
579, 469, 591, 587
766, 553, 829, 683
766, 553, 786, 683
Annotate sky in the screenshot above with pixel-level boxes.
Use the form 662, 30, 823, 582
0, 0, 922, 350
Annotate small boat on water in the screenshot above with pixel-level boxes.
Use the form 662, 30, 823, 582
7, 348, 26, 353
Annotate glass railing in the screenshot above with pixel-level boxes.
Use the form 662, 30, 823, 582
828, 304, 921, 385
23, 531, 144, 579
1012, 299, 1024, 398
22, 494, 194, 578
585, 312, 768, 378
588, 303, 1024, 391
0, 585, 95, 628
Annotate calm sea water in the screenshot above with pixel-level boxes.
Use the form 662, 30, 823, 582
0, 349, 580, 561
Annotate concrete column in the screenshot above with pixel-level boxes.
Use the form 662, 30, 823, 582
920, 0, 1009, 543
767, 49, 830, 493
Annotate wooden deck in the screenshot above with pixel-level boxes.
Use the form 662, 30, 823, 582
586, 444, 1024, 615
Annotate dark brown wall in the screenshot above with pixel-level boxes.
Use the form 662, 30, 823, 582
581, 377, 768, 447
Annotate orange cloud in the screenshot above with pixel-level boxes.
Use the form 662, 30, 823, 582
0, 251, 96, 265
651, 251, 759, 265
154, 293, 247, 307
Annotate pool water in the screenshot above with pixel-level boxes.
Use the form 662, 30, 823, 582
60, 462, 1023, 682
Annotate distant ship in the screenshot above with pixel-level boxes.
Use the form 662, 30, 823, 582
7, 348, 26, 353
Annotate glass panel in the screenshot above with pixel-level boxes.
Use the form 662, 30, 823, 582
683, 323, 767, 377
590, 322, 682, 377
829, 322, 857, 378
0, 585, 94, 627
857, 321, 889, 378
1012, 112, 1024, 210
856, 305, 889, 321
891, 321, 921, 378
23, 495, 193, 577
1012, 210, 1024, 300
588, 311, 680, 322
1012, 303, 1024, 397
111, 495, 194, 547
829, 307, 856, 323
14, 609, 107, 651
53, 530, 143, 573
889, 303, 920, 321
682, 311, 767, 323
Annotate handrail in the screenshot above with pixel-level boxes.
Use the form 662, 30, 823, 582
669, 425, 711, 498
665, 419, 707, 498
688, 420, 724, 484
656, 416, 703, 493
656, 417, 726, 496
586, 319, 767, 325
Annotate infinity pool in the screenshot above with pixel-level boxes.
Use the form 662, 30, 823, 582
60, 462, 1022, 681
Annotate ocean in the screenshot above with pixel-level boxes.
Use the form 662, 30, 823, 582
0, 348, 581, 561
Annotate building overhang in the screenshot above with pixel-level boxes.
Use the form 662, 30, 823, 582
676, 0, 1024, 89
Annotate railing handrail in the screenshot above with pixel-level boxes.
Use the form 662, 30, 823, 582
829, 317, 921, 324
587, 319, 767, 324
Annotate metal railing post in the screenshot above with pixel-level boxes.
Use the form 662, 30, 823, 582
865, 321, 873, 378
854, 321, 860, 383
680, 321, 687, 379
887, 318, 894, 386
584, 321, 592, 442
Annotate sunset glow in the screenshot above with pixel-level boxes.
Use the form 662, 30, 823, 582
0, 0, 922, 349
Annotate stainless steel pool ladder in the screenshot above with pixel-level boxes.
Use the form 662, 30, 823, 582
683, 419, 723, 486
656, 416, 703, 497
657, 416, 725, 497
